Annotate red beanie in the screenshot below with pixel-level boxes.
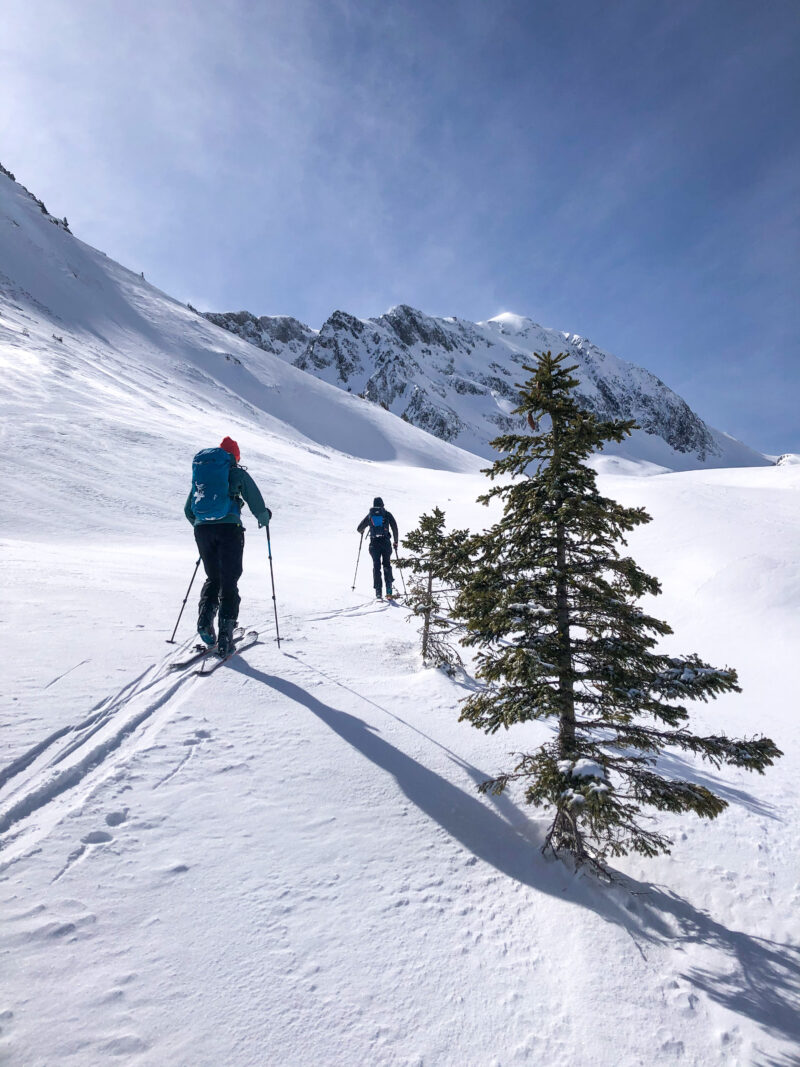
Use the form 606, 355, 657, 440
220, 436, 240, 462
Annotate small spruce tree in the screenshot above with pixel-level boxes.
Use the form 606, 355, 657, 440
400, 508, 468, 672
455, 352, 782, 871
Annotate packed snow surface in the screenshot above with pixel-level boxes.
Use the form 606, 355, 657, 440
2, 169, 799, 1066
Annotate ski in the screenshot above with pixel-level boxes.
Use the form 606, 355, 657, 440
169, 644, 216, 671
195, 630, 258, 676
169, 627, 245, 671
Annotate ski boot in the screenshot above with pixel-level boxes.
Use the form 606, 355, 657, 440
197, 596, 218, 647
217, 616, 237, 657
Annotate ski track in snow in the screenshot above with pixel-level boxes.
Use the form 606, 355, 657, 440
3, 593, 800, 1066
0, 632, 226, 862
0, 637, 253, 835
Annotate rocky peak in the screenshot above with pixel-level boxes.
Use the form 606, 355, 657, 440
380, 305, 457, 351
204, 300, 768, 469
203, 309, 315, 356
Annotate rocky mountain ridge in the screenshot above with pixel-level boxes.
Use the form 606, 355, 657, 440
206, 304, 769, 469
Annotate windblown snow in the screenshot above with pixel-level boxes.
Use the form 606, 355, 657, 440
1, 167, 798, 1067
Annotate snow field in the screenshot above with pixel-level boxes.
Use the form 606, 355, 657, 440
3, 461, 799, 1065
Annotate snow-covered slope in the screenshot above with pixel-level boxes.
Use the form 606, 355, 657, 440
0, 169, 482, 538
2, 166, 798, 1067
207, 304, 770, 471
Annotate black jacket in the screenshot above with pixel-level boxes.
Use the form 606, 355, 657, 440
358, 507, 398, 543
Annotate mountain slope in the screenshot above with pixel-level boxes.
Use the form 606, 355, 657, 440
208, 304, 769, 471
0, 169, 480, 536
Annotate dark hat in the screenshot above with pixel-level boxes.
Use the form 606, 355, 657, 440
373, 496, 384, 507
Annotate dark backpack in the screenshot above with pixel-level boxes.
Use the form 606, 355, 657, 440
368, 506, 390, 541
191, 447, 238, 522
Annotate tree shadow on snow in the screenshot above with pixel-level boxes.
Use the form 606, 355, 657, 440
751, 1050, 800, 1067
231, 659, 800, 1052
611, 876, 800, 1052
654, 749, 780, 821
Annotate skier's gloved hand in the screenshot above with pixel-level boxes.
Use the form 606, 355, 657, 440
258, 507, 272, 529
394, 542, 398, 552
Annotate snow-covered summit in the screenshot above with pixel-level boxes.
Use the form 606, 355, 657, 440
207, 301, 771, 471
485, 311, 538, 334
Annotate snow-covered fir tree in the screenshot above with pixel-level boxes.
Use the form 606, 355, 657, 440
399, 507, 468, 672
454, 352, 782, 872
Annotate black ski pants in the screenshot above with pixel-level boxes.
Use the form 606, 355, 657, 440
369, 538, 394, 594
194, 523, 244, 622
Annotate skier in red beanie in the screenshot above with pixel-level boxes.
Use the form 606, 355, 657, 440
219, 436, 240, 462
185, 437, 271, 655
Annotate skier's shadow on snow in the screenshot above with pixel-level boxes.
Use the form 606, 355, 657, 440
232, 659, 800, 1050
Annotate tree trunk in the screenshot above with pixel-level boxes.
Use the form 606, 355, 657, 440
551, 413, 575, 757
421, 567, 433, 660
555, 522, 576, 755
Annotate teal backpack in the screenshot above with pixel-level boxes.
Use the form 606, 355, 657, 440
191, 448, 239, 522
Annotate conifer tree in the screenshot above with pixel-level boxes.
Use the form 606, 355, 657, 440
455, 352, 782, 871
400, 507, 468, 672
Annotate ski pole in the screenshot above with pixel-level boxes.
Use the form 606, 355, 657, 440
351, 530, 364, 590
167, 556, 202, 643
266, 527, 281, 648
394, 548, 407, 596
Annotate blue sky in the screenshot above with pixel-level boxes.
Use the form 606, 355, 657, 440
2, 0, 799, 453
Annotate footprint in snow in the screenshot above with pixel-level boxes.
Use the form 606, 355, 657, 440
82, 830, 114, 845
33, 913, 97, 940
100, 1035, 149, 1056
183, 728, 212, 746
53, 829, 114, 881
